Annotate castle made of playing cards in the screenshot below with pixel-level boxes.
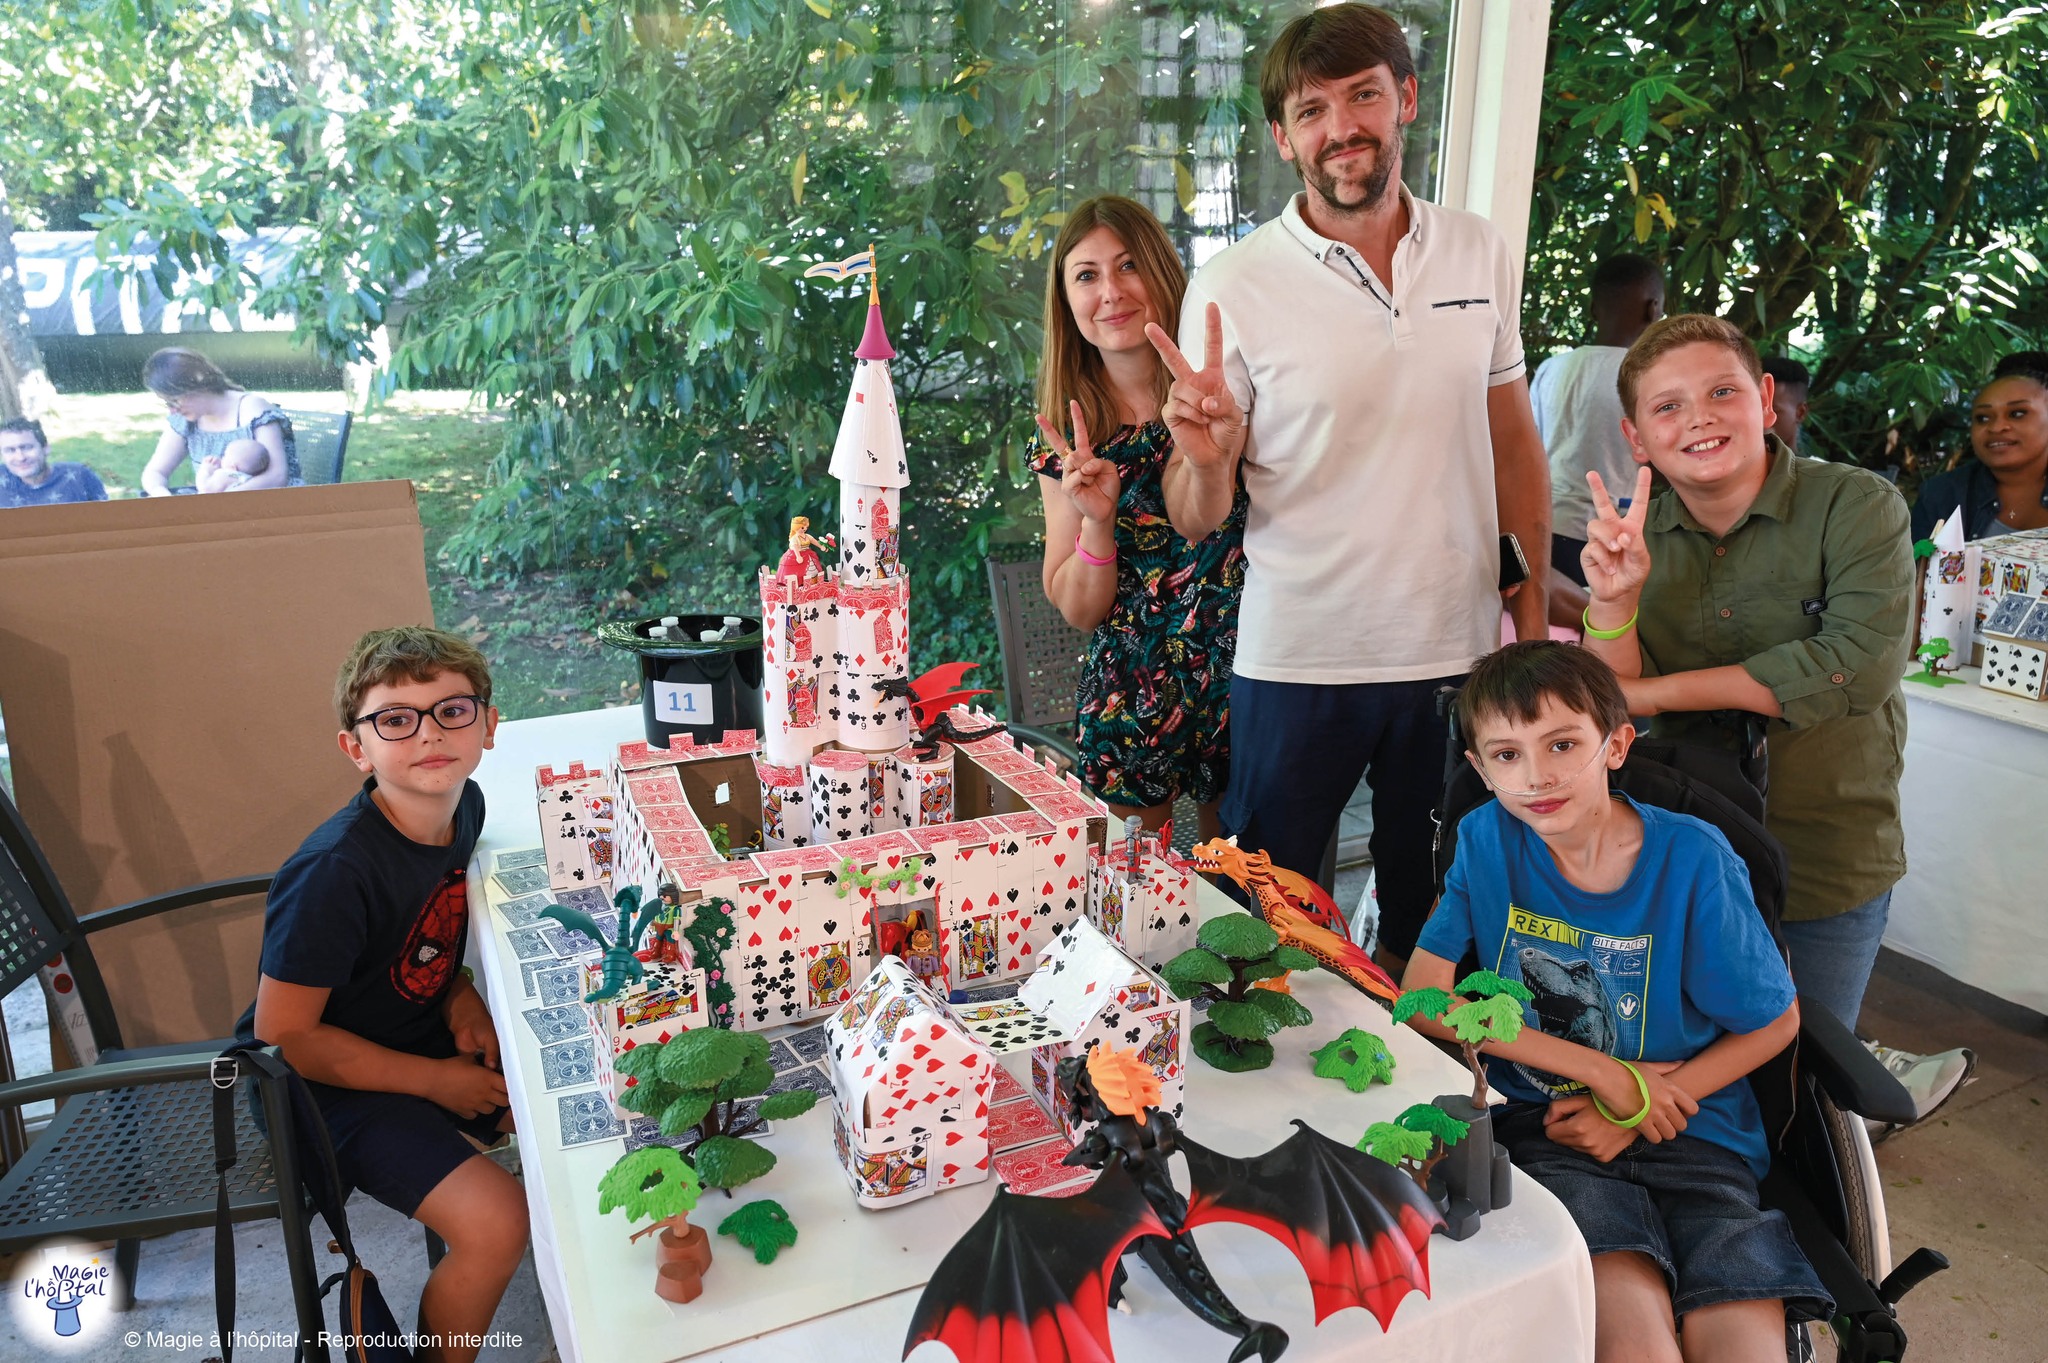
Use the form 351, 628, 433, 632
533, 272, 1201, 1090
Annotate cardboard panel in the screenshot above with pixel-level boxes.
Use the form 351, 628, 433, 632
0, 481, 432, 1046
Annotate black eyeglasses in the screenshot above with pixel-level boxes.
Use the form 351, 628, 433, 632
350, 694, 487, 742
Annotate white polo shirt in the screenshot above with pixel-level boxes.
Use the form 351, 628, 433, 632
1180, 189, 1526, 684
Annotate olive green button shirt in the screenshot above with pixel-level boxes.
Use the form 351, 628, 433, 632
1636, 439, 1914, 922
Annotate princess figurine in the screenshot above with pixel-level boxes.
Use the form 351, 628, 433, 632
777, 516, 830, 582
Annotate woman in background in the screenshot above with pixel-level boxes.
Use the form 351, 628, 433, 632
1028, 196, 1246, 839
140, 347, 301, 494
1911, 368, 2048, 540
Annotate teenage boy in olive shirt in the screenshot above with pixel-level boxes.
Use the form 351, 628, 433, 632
1579, 314, 1972, 1125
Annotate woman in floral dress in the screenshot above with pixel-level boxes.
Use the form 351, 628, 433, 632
1028, 196, 1247, 838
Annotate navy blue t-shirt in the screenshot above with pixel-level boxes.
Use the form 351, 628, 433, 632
235, 779, 486, 1056
1415, 795, 1796, 1174
0, 462, 108, 508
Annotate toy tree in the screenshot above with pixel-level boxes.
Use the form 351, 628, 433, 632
1390, 970, 1534, 1109
719, 1199, 800, 1264
1357, 1102, 1473, 1189
1310, 1029, 1396, 1092
1161, 912, 1319, 1073
614, 1028, 819, 1194
1907, 637, 1964, 687
599, 1146, 710, 1299
680, 897, 738, 1026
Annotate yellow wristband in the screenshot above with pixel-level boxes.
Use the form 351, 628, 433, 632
1591, 1059, 1653, 1128
1582, 606, 1639, 641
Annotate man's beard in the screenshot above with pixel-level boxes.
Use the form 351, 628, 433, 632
1301, 130, 1404, 216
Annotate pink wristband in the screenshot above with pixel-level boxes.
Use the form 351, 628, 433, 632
1073, 533, 1116, 567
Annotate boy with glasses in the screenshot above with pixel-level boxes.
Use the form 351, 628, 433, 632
236, 627, 526, 1363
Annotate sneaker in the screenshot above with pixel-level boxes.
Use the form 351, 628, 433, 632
1864, 1040, 1977, 1130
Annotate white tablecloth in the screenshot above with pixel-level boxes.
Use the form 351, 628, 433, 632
469, 708, 1595, 1363
1888, 669, 2048, 1014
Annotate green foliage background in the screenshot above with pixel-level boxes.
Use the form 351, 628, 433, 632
1527, 0, 2048, 479
9, 0, 2046, 669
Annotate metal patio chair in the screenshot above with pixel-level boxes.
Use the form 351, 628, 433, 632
280, 408, 354, 485
986, 546, 1201, 855
0, 786, 328, 1356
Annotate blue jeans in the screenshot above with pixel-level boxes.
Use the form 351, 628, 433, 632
1220, 672, 1464, 958
1495, 1104, 1832, 1323
1778, 888, 1892, 1033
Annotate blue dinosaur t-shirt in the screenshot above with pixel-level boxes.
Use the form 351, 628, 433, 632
235, 779, 485, 1057
1415, 794, 1795, 1174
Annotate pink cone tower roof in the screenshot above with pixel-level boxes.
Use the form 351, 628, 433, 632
855, 267, 896, 361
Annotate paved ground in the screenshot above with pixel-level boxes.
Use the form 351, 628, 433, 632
3, 863, 2036, 1360
1852, 948, 2048, 1360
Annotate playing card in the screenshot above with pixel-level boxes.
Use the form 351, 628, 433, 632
961, 981, 1020, 1004
622, 1117, 690, 1153
495, 893, 553, 928
988, 1097, 1061, 1152
521, 1004, 588, 1046
542, 922, 602, 960
495, 847, 547, 872
538, 1037, 597, 1092
993, 1138, 1090, 1196
505, 927, 556, 962
768, 1039, 804, 1071
783, 1023, 830, 1065
557, 886, 612, 913
991, 1064, 1031, 1107
493, 864, 551, 897
955, 1000, 1069, 1054
761, 1062, 832, 1100
556, 1090, 625, 1148
533, 965, 585, 1008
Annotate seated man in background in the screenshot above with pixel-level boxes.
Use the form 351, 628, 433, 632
1761, 356, 1811, 454
0, 418, 108, 508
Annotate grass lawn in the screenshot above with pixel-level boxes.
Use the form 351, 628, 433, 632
40, 390, 636, 721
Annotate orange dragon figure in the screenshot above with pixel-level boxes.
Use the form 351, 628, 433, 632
1192, 837, 1400, 1006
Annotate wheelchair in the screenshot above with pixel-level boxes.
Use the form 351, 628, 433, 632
1426, 702, 1948, 1362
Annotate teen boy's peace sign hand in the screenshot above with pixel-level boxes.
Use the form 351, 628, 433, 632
1035, 401, 1121, 527
1580, 466, 1655, 604
1145, 303, 1247, 470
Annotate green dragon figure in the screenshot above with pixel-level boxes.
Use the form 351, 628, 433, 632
540, 885, 669, 1002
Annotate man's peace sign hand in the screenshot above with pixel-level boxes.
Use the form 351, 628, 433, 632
1145, 303, 1247, 469
1580, 467, 1655, 603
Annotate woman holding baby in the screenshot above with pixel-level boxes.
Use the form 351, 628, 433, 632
139, 347, 302, 494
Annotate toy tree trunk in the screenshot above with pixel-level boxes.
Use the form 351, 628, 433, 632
1427, 1094, 1510, 1242
653, 1214, 713, 1302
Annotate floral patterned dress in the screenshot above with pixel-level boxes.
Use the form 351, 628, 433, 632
1028, 420, 1248, 807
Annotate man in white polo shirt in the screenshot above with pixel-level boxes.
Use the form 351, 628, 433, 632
1146, 3, 1549, 970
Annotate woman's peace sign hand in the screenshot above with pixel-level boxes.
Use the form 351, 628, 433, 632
1036, 401, 1121, 527
1145, 303, 1247, 469
1580, 466, 1655, 603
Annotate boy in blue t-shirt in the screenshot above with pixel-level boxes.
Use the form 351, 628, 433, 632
236, 627, 527, 1363
1406, 641, 1828, 1359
